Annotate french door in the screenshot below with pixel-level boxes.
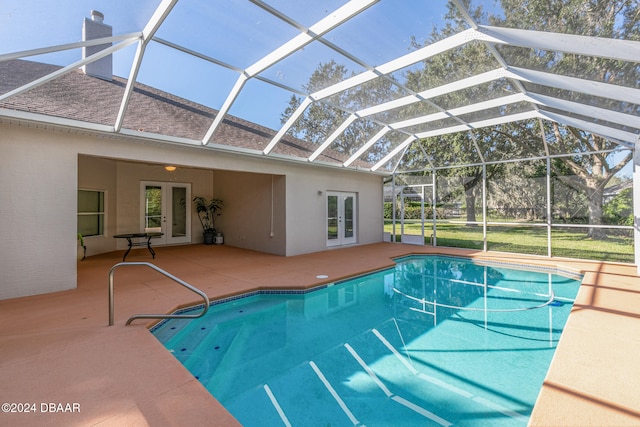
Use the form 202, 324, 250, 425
140, 181, 191, 245
327, 191, 357, 247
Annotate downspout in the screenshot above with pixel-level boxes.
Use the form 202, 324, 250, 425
432, 170, 437, 247
634, 137, 640, 275
482, 163, 487, 252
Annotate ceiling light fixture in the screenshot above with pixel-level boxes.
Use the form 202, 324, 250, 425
164, 165, 177, 172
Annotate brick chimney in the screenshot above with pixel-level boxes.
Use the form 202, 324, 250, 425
82, 10, 112, 81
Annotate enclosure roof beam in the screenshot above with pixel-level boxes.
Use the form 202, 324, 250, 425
414, 111, 539, 139
272, 23, 640, 162
276, 62, 637, 169
309, 114, 359, 162
391, 144, 412, 174
248, 0, 379, 78
0, 32, 141, 63
0, 37, 139, 103
538, 111, 636, 148
451, 0, 479, 30
391, 93, 527, 130
114, 0, 179, 132
277, 30, 640, 162
344, 126, 391, 167
505, 67, 640, 106
342, 69, 508, 167
470, 132, 485, 165
153, 37, 243, 73
303, 24, 639, 167
344, 93, 527, 167
372, 135, 418, 172
353, 27, 640, 166
372, 111, 539, 172
263, 97, 313, 155
418, 143, 436, 171
153, 36, 309, 99
538, 118, 551, 158
476, 26, 640, 63
310, 29, 476, 103
526, 93, 640, 132
356, 68, 506, 118
201, 0, 378, 146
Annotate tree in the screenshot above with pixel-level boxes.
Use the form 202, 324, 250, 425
546, 126, 633, 237
489, 160, 547, 221
280, 1, 638, 236
405, 0, 638, 235
418, 132, 508, 224
401, 2, 541, 224
281, 60, 398, 163
493, 0, 638, 238
603, 186, 633, 226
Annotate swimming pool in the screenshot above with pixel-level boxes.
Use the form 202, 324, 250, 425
152, 255, 582, 426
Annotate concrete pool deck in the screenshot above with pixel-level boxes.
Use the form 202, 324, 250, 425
0, 243, 638, 426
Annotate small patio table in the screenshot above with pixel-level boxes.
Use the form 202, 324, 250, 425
113, 232, 163, 262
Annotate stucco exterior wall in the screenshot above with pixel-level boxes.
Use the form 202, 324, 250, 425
0, 121, 384, 299
78, 155, 117, 255
112, 161, 214, 249
79, 156, 217, 254
0, 125, 78, 299
213, 171, 287, 256
284, 163, 384, 256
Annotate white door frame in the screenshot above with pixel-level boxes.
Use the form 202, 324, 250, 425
140, 181, 191, 245
326, 191, 357, 247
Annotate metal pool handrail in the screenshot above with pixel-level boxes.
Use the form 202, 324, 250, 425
108, 262, 210, 326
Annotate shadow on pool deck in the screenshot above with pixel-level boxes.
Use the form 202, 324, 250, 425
0, 243, 638, 426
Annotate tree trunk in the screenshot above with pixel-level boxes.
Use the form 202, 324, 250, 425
465, 188, 477, 224
588, 185, 605, 239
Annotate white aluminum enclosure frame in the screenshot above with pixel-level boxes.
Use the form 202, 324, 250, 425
1, 0, 637, 166
0, 0, 638, 269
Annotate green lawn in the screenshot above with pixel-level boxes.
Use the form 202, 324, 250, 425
385, 221, 634, 263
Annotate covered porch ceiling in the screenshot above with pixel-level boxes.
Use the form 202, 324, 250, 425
1, 0, 638, 174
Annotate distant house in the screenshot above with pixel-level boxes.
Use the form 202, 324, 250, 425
603, 180, 633, 204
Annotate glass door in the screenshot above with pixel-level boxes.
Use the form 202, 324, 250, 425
141, 181, 191, 245
327, 191, 357, 247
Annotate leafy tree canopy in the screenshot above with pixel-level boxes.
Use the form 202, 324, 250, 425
281, 0, 638, 235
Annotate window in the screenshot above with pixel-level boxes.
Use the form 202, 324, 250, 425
78, 190, 105, 237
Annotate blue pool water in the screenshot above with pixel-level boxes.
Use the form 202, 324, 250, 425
152, 255, 581, 426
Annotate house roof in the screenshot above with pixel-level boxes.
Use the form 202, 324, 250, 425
0, 1, 638, 175
0, 58, 362, 167
604, 180, 634, 198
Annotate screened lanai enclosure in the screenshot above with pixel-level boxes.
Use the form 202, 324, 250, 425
1, 0, 639, 265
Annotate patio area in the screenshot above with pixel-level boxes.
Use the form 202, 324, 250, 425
0, 242, 639, 426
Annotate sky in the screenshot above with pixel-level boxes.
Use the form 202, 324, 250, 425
1, 0, 635, 176
1, 0, 453, 130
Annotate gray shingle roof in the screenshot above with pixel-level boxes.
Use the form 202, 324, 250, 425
0, 59, 362, 166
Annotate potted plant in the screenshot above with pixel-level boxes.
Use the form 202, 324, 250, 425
193, 196, 223, 245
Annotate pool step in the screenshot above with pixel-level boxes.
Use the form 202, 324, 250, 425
203, 302, 289, 399
265, 337, 448, 425
231, 319, 529, 427
160, 313, 218, 350
151, 316, 192, 342
224, 326, 458, 427
157, 298, 286, 357
182, 325, 241, 383
369, 318, 532, 424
